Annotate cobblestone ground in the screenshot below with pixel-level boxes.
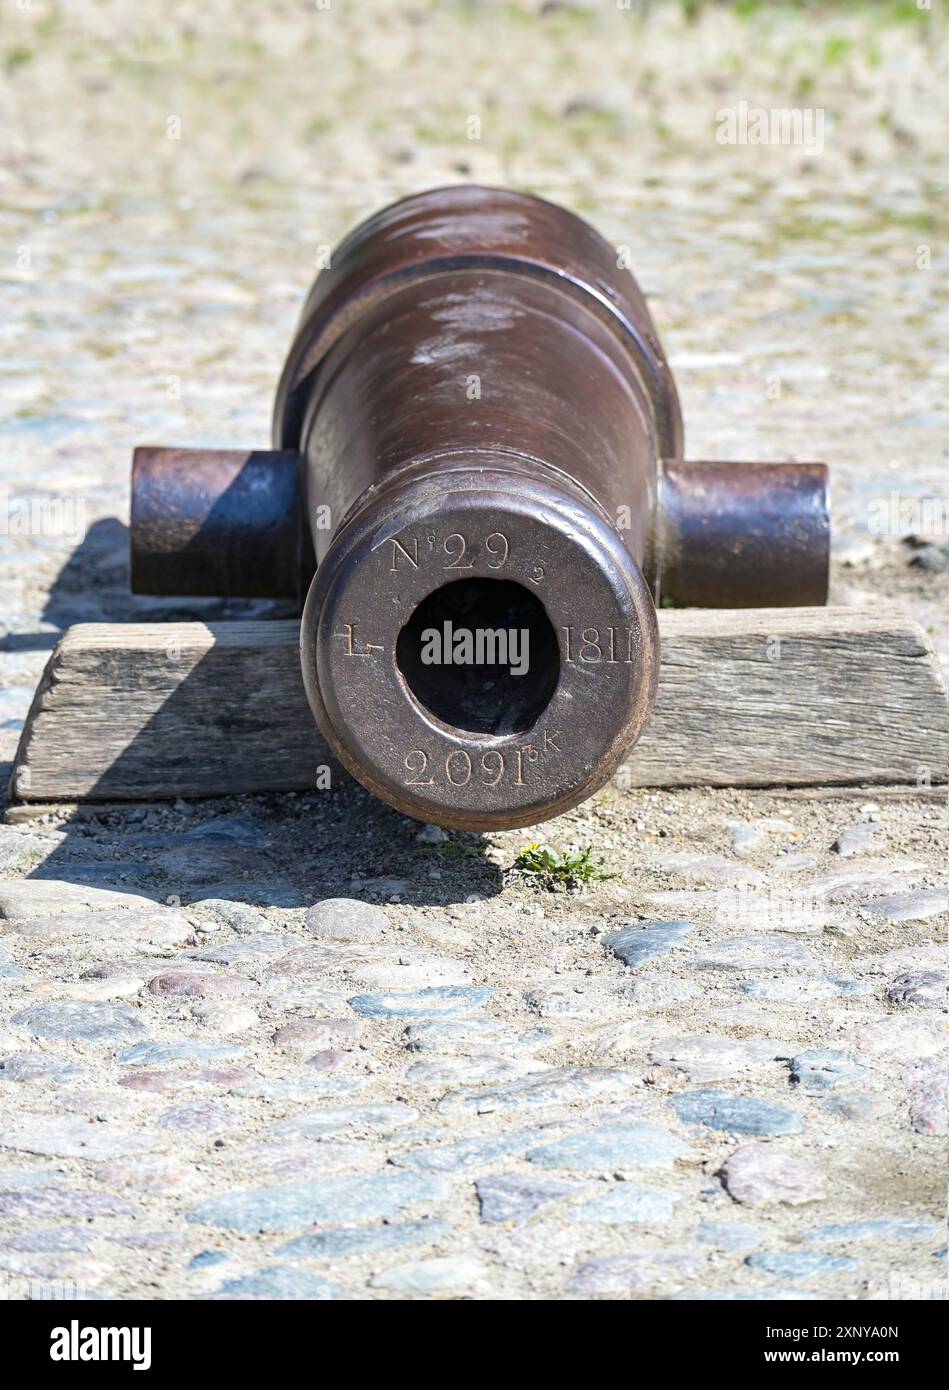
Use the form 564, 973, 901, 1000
0, 2, 946, 1300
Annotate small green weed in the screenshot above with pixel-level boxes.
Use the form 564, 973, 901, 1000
510, 842, 615, 889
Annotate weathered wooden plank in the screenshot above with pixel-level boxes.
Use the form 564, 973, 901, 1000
9, 609, 947, 802
627, 607, 947, 789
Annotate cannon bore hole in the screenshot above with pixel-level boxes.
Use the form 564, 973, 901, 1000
396, 578, 560, 736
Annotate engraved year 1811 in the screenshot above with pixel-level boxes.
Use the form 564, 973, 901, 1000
561, 626, 642, 663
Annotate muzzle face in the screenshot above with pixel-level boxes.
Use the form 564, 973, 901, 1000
301, 465, 659, 830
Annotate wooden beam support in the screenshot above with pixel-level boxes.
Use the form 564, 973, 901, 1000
9, 609, 947, 803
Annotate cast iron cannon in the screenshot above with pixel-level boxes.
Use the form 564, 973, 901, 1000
130, 185, 829, 829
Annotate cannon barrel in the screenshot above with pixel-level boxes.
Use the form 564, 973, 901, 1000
130, 185, 829, 829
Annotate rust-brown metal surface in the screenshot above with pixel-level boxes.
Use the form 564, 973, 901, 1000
129, 185, 831, 829
131, 447, 310, 599
273, 183, 684, 466
659, 459, 830, 608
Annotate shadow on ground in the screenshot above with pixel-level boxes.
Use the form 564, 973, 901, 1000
24, 782, 504, 908
1, 516, 296, 656
7, 520, 504, 906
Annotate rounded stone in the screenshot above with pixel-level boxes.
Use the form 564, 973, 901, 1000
272, 1017, 363, 1051
190, 1000, 259, 1034
305, 898, 388, 941
722, 1144, 825, 1207
673, 1090, 803, 1137
903, 1057, 947, 1135
191, 899, 271, 934
571, 1183, 680, 1224
887, 971, 945, 1009
147, 972, 252, 999
213, 1266, 340, 1300
0, 1052, 85, 1084
747, 1250, 858, 1279
10, 1001, 148, 1043
695, 934, 818, 972
370, 1255, 491, 1295
790, 1050, 865, 1091
158, 1099, 240, 1134
305, 1049, 351, 1072
118, 1069, 197, 1093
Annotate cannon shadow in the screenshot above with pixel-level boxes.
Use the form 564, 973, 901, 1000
6, 517, 504, 908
